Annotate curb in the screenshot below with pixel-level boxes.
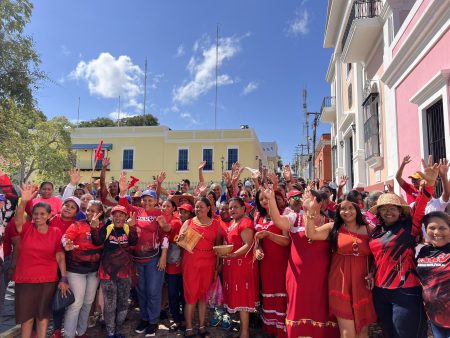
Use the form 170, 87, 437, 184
0, 325, 20, 338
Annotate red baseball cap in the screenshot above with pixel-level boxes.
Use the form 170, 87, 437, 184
287, 190, 302, 199
111, 205, 128, 216
178, 203, 193, 212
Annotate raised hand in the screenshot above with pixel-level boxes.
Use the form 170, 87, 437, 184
64, 239, 79, 251
267, 172, 278, 186
401, 155, 412, 167
223, 171, 232, 187
439, 158, 449, 177
69, 167, 81, 186
102, 157, 110, 168
251, 169, 261, 180
283, 164, 292, 182
20, 183, 38, 202
90, 212, 102, 228
128, 211, 136, 227
118, 171, 128, 195
338, 175, 348, 189
418, 155, 441, 186
156, 171, 167, 184
198, 161, 207, 170
197, 181, 208, 195
303, 194, 321, 215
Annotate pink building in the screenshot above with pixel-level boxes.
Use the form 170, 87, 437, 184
382, 0, 450, 192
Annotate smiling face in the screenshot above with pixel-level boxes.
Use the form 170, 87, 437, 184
80, 194, 93, 211
195, 200, 210, 219
32, 206, 51, 226
86, 203, 102, 222
258, 192, 269, 210
378, 204, 402, 226
339, 200, 357, 223
112, 210, 127, 227
426, 217, 450, 248
162, 200, 175, 215
229, 200, 245, 221
108, 181, 119, 196
61, 200, 78, 220
39, 183, 54, 199
141, 195, 157, 210
179, 209, 192, 223
219, 202, 230, 221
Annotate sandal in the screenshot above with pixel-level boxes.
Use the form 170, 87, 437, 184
198, 326, 212, 338
184, 328, 197, 337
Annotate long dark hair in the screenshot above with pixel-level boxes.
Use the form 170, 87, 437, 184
328, 198, 368, 252
255, 190, 268, 218
197, 197, 212, 218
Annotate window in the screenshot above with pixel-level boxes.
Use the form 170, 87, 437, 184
363, 93, 381, 160
347, 63, 352, 76
426, 99, 446, 196
177, 149, 189, 171
227, 148, 238, 170
318, 160, 322, 179
202, 148, 213, 171
122, 149, 134, 170
348, 83, 353, 109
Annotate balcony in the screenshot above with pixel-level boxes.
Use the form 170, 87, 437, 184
341, 0, 383, 63
320, 96, 336, 123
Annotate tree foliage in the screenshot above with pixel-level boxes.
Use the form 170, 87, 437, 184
78, 114, 159, 127
0, 0, 45, 107
0, 100, 73, 185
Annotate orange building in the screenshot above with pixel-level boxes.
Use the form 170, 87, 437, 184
314, 133, 332, 186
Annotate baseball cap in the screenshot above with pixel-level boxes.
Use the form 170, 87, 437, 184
287, 190, 302, 199
111, 205, 128, 215
63, 196, 81, 210
408, 172, 422, 180
141, 190, 157, 199
178, 203, 193, 212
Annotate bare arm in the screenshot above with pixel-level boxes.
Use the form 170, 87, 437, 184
396, 155, 412, 187
265, 189, 291, 232
226, 228, 254, 258
255, 229, 290, 247
337, 175, 348, 199
15, 184, 38, 233
438, 159, 449, 202
198, 161, 206, 184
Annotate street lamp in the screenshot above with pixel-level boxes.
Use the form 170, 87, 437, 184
220, 155, 225, 187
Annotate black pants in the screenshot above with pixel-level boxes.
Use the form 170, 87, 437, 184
166, 273, 184, 323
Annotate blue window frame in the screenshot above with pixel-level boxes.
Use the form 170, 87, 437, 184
203, 149, 213, 171
123, 149, 134, 170
227, 148, 238, 170
178, 149, 188, 171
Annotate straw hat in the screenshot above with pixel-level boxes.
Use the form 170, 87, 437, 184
213, 244, 234, 256
170, 193, 195, 207
368, 193, 410, 214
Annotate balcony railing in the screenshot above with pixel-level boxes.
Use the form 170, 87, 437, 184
363, 113, 381, 160
321, 96, 335, 111
341, 0, 383, 52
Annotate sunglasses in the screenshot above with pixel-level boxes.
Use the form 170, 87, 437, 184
291, 196, 301, 201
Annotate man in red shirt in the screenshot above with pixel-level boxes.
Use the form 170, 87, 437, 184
396, 155, 420, 204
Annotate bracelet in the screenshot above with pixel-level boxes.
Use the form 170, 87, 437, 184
60, 276, 69, 284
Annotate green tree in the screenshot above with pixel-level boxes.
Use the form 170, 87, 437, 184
78, 114, 159, 127
0, 0, 45, 107
78, 117, 115, 127
0, 101, 72, 184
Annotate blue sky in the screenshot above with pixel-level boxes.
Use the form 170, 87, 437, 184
27, 0, 332, 163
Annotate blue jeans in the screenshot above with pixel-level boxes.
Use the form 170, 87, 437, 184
373, 286, 427, 338
431, 322, 450, 338
136, 259, 165, 324
166, 273, 184, 323
63, 271, 100, 338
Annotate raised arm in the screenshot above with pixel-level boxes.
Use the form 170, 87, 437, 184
438, 158, 449, 202
303, 194, 333, 241
265, 188, 291, 232
395, 155, 412, 188
198, 161, 206, 184
99, 157, 110, 202
62, 167, 81, 200
337, 175, 348, 199
156, 171, 166, 200
15, 184, 38, 233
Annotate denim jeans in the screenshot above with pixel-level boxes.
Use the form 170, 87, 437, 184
136, 258, 165, 324
431, 322, 450, 338
373, 286, 427, 338
63, 271, 100, 338
166, 273, 184, 323
101, 278, 131, 336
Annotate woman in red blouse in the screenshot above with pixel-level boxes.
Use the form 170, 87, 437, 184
14, 184, 69, 338
219, 197, 258, 338
368, 157, 440, 338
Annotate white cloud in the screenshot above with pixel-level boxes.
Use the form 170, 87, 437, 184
175, 44, 185, 57
70, 52, 144, 112
242, 81, 259, 95
180, 112, 200, 126
173, 35, 242, 104
288, 8, 310, 36
61, 44, 71, 56
151, 73, 164, 89
108, 111, 138, 121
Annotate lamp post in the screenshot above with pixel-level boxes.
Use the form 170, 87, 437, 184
221, 155, 225, 188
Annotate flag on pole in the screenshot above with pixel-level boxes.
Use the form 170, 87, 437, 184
128, 176, 140, 189
95, 140, 104, 161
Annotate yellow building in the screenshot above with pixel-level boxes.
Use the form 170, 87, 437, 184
71, 126, 267, 188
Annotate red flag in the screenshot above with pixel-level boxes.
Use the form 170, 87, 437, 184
128, 176, 140, 189
95, 140, 104, 161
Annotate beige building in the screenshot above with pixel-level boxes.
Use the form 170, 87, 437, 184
71, 126, 267, 188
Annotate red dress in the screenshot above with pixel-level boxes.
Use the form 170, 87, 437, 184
182, 217, 220, 304
328, 227, 377, 333
254, 213, 289, 337
222, 217, 259, 313
285, 214, 339, 338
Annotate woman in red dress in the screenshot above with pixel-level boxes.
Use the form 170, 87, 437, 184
254, 190, 290, 337
220, 197, 259, 338
179, 197, 222, 338
305, 196, 377, 337
267, 188, 339, 338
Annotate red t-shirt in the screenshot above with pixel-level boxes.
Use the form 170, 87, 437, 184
26, 196, 62, 217
400, 181, 419, 205
14, 221, 63, 283
49, 214, 76, 235
166, 217, 183, 275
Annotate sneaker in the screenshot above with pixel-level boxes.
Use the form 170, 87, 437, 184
221, 314, 232, 330
210, 309, 222, 327
50, 329, 62, 338
169, 322, 184, 332
145, 324, 158, 337
135, 320, 149, 333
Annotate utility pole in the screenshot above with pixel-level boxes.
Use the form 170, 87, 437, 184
307, 112, 321, 180
76, 97, 80, 128
214, 24, 219, 129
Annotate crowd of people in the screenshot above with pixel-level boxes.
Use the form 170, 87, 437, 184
0, 155, 448, 338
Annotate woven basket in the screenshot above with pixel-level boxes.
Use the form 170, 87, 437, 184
213, 244, 234, 256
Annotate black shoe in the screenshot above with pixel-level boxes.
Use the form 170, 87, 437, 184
135, 320, 149, 333
145, 324, 158, 337
169, 322, 185, 332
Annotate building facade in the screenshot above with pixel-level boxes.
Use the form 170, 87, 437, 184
261, 142, 280, 173
71, 126, 267, 188
314, 133, 333, 186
